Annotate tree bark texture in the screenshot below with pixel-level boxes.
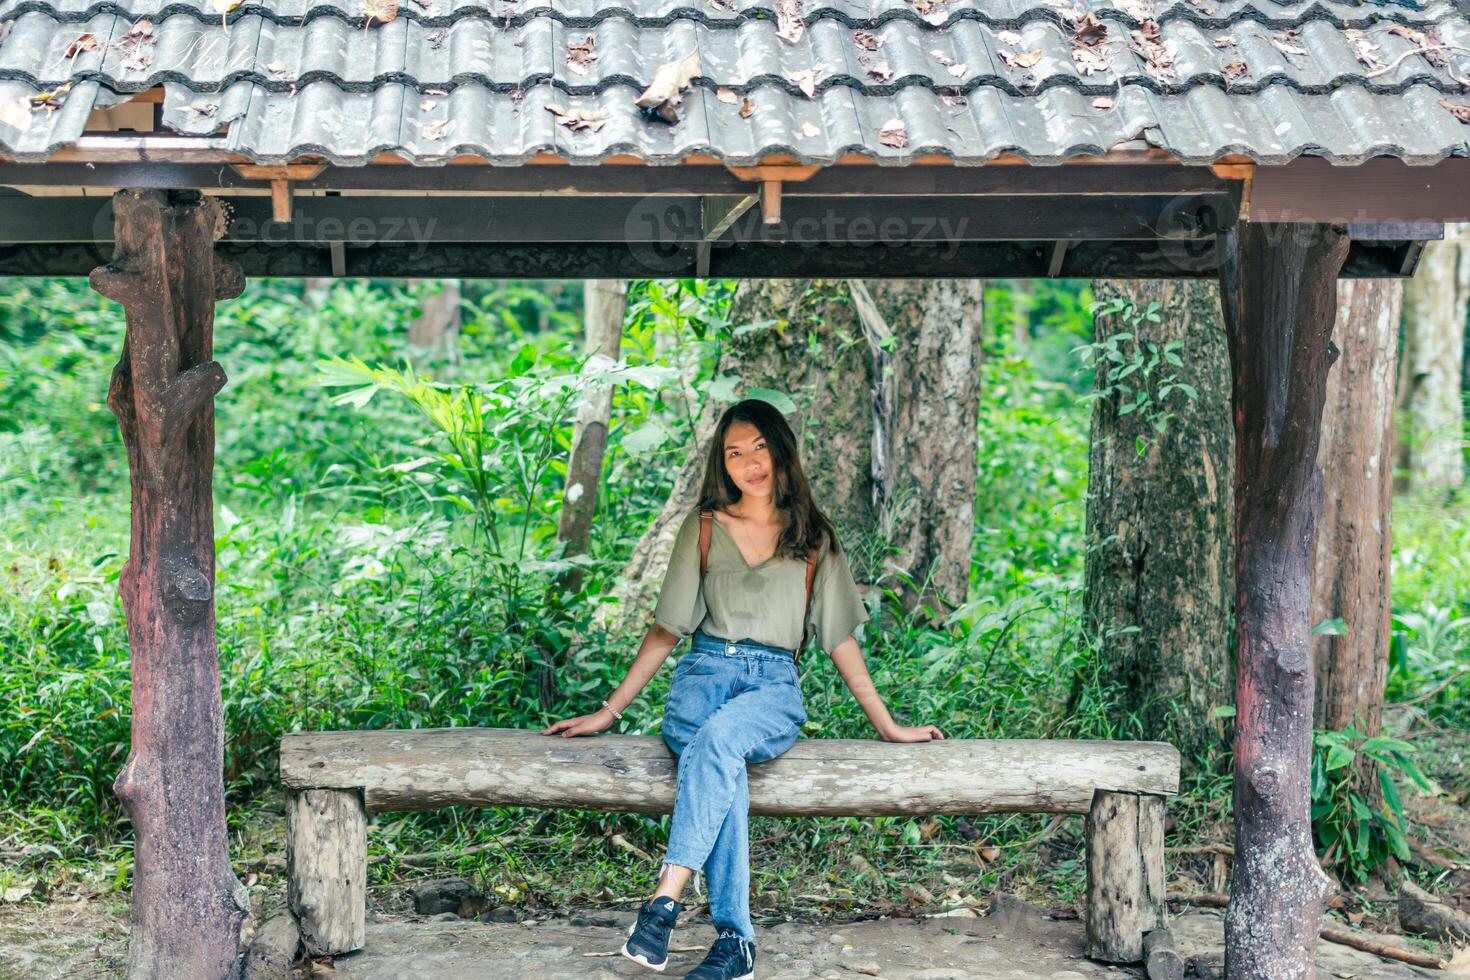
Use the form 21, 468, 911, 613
600, 279, 982, 637
1216, 221, 1350, 980
90, 188, 248, 979
1086, 280, 1233, 762
1085, 789, 1165, 963
1397, 225, 1468, 492
850, 280, 982, 616
557, 279, 627, 592
287, 789, 367, 956
1312, 280, 1401, 760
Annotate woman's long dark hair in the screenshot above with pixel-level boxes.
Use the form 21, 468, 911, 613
694, 399, 842, 561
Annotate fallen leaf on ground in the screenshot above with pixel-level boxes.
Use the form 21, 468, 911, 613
566, 35, 597, 76
635, 50, 702, 123
879, 116, 908, 148
546, 103, 608, 132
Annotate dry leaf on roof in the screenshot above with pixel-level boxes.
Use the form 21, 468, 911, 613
180, 102, 218, 118
566, 36, 597, 76
996, 29, 1022, 46
1212, 35, 1235, 49
739, 97, 756, 118
946, 62, 968, 78
999, 48, 1042, 70
865, 59, 894, 82
1388, 24, 1448, 69
716, 87, 738, 104
776, 0, 804, 44
635, 50, 702, 124
1222, 60, 1250, 82
1343, 28, 1384, 71
114, 18, 155, 73
853, 29, 884, 51
1092, 96, 1113, 109
422, 118, 448, 140
800, 120, 820, 138
29, 81, 73, 111
1130, 20, 1175, 82
1071, 13, 1113, 76
424, 86, 448, 95
1439, 100, 1470, 124
211, 0, 239, 31
939, 91, 967, 108
63, 33, 99, 58
878, 117, 908, 148
1271, 29, 1306, 59
266, 61, 291, 80
362, 0, 398, 32
1114, 0, 1154, 21
546, 103, 609, 132
426, 28, 448, 49
419, 97, 437, 111
908, 0, 949, 24
787, 68, 817, 97
0, 97, 32, 131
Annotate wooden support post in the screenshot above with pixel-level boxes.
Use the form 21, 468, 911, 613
287, 788, 368, 956
89, 188, 247, 978
1142, 927, 1184, 980
1217, 221, 1350, 979
1085, 789, 1165, 962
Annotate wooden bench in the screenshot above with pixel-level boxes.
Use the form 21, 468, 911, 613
279, 728, 1179, 963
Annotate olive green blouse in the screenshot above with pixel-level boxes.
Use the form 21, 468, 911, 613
652, 507, 870, 656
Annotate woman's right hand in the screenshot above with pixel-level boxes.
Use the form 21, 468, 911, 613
540, 709, 615, 738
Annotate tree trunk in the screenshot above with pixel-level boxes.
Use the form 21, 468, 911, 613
1397, 225, 1469, 492
600, 279, 982, 637
851, 280, 983, 616
1313, 280, 1400, 784
408, 279, 463, 352
1085, 280, 1233, 762
557, 280, 627, 589
89, 189, 249, 979
1217, 221, 1350, 980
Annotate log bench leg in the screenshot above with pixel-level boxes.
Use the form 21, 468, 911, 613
1085, 788, 1165, 963
287, 788, 367, 956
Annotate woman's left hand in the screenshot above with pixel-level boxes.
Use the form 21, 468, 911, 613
881, 724, 945, 742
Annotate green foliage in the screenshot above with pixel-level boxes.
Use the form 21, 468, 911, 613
1074, 297, 1199, 456
1311, 727, 1437, 882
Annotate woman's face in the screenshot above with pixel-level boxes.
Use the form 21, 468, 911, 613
722, 420, 774, 500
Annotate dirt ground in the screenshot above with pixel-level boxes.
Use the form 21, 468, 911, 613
4, 890, 1465, 980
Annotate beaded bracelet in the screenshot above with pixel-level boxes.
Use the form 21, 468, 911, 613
601, 699, 623, 720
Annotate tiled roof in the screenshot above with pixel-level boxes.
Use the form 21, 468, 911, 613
0, 0, 1467, 165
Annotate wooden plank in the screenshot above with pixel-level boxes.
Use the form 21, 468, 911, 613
279, 729, 1180, 816
1251, 158, 1470, 223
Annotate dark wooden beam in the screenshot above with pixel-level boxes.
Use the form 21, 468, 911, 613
0, 194, 1237, 246
0, 161, 1233, 198
1216, 221, 1350, 980
88, 188, 247, 975
0, 238, 1428, 279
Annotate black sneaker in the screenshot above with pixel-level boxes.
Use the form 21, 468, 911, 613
620, 895, 681, 971
686, 927, 756, 980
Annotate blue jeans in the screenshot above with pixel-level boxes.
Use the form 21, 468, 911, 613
660, 629, 807, 940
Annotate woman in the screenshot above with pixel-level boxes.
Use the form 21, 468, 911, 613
542, 399, 944, 980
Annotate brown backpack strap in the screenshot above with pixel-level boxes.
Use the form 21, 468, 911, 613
795, 546, 819, 664
698, 509, 713, 581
